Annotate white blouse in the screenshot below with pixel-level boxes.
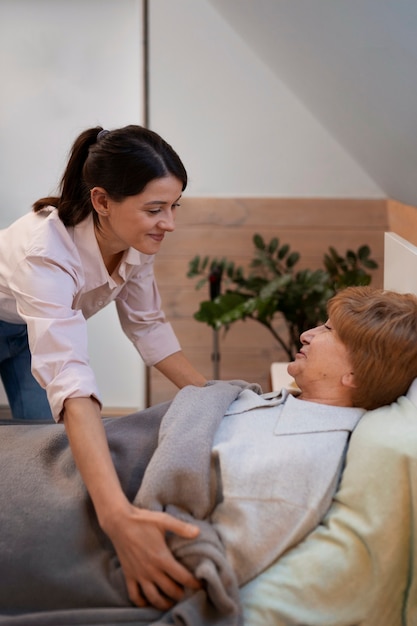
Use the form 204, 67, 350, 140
0, 208, 180, 420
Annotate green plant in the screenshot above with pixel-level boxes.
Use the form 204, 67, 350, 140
187, 234, 378, 360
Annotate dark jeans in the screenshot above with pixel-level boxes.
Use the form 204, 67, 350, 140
0, 320, 53, 421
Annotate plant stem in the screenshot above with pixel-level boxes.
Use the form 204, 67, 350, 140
255, 318, 293, 361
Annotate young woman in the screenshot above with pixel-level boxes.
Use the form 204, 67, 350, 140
0, 125, 206, 608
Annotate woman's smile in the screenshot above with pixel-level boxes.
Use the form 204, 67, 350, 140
92, 175, 183, 259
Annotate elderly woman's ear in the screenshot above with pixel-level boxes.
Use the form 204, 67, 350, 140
342, 372, 357, 389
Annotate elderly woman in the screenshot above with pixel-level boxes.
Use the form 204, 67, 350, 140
1, 287, 417, 626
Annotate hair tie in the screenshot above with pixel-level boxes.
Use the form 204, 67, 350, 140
97, 129, 109, 141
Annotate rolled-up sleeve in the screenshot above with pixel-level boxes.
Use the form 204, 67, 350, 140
10, 254, 101, 422
115, 259, 181, 366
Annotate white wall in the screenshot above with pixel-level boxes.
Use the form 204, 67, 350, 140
0, 0, 146, 410
384, 233, 417, 295
149, 0, 383, 198
208, 0, 417, 207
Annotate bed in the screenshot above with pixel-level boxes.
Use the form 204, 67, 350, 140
1, 232, 417, 626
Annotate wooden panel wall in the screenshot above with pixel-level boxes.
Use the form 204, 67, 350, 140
150, 198, 388, 405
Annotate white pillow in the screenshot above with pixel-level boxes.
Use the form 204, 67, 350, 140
406, 378, 417, 406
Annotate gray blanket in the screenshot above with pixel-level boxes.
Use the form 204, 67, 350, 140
0, 381, 260, 626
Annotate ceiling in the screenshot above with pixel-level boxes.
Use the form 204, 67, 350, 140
207, 0, 417, 206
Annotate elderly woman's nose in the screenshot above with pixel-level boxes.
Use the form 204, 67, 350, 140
300, 324, 324, 344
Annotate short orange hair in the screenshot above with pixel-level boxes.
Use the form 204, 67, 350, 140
327, 286, 417, 410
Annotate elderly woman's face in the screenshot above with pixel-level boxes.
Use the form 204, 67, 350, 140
287, 318, 354, 393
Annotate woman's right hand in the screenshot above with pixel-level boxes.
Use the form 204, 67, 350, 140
62, 397, 201, 610
102, 502, 201, 609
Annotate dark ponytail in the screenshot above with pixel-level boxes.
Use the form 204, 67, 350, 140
33, 125, 188, 227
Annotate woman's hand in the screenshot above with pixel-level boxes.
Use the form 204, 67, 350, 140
103, 503, 201, 609
63, 397, 200, 611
